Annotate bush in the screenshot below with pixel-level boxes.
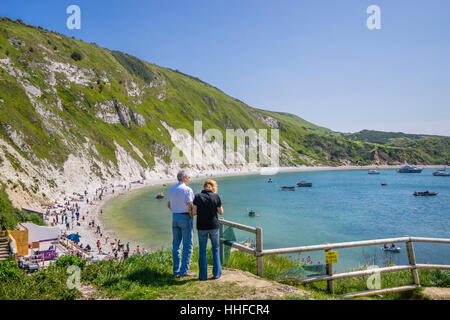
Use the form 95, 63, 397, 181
0, 260, 22, 280
55, 255, 86, 270
71, 51, 82, 61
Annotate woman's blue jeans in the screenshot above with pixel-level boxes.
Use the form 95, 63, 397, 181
198, 228, 222, 280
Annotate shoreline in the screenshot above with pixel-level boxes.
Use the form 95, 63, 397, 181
45, 164, 445, 257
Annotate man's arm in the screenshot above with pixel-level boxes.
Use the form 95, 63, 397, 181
188, 202, 193, 219
217, 206, 223, 215
192, 205, 197, 217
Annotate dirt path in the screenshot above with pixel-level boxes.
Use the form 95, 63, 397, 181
422, 287, 450, 300
78, 268, 311, 300
211, 268, 310, 300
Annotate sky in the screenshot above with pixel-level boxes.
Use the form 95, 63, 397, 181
2, 0, 449, 135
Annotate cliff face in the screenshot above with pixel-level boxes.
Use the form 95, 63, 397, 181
0, 18, 448, 207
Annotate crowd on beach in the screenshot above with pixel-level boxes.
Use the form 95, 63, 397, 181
42, 170, 225, 281
43, 181, 148, 261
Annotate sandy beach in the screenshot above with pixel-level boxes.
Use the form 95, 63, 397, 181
44, 164, 444, 257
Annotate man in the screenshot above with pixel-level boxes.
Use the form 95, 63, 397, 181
168, 170, 195, 277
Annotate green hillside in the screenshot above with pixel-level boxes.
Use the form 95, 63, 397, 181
0, 15, 448, 187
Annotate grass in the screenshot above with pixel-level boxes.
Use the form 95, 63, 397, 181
0, 183, 43, 229
1, 246, 448, 300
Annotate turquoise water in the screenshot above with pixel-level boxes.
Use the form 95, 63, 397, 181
102, 169, 450, 271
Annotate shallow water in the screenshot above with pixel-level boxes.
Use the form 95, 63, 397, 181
102, 169, 450, 271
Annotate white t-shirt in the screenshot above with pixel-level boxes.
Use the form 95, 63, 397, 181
168, 182, 194, 213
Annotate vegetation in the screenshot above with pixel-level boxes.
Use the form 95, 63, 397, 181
0, 183, 43, 229
70, 51, 82, 61
0, 247, 448, 300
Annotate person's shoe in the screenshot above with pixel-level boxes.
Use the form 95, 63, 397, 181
179, 271, 196, 277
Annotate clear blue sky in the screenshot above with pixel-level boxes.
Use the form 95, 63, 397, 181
2, 0, 449, 135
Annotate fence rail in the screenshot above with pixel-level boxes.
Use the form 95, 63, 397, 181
218, 218, 450, 298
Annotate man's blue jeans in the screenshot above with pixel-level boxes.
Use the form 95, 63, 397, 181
198, 228, 222, 280
172, 213, 194, 276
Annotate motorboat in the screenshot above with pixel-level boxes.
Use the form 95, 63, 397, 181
397, 164, 423, 173
267, 178, 273, 183
368, 170, 380, 174
248, 209, 256, 217
413, 191, 438, 196
281, 186, 296, 191
433, 168, 450, 176
296, 181, 312, 187
381, 183, 387, 186
381, 244, 401, 253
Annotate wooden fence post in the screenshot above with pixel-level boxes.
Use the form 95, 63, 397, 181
219, 219, 224, 264
405, 237, 420, 286
325, 248, 334, 294
256, 227, 263, 277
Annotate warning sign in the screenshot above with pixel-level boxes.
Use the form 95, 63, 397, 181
324, 251, 338, 264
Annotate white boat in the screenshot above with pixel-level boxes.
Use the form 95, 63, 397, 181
368, 170, 380, 174
433, 168, 450, 176
397, 164, 423, 173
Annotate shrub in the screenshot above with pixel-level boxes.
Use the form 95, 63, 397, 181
55, 255, 86, 270
0, 260, 22, 280
71, 51, 82, 61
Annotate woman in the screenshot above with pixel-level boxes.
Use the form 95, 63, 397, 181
192, 179, 223, 280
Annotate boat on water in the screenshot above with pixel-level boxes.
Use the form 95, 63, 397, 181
433, 168, 450, 176
248, 209, 256, 217
296, 181, 312, 187
433, 144, 450, 176
267, 178, 273, 183
381, 183, 387, 186
382, 244, 401, 252
413, 191, 438, 197
155, 193, 165, 199
281, 186, 296, 191
397, 164, 423, 173
368, 170, 380, 174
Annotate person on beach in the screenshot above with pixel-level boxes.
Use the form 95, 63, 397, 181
168, 170, 195, 277
192, 179, 223, 280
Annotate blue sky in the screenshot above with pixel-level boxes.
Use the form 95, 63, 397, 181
2, 0, 449, 135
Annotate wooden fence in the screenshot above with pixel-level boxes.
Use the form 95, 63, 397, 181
218, 218, 450, 298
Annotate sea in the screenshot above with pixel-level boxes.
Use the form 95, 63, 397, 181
101, 168, 450, 272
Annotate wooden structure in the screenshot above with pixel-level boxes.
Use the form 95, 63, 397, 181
218, 218, 450, 298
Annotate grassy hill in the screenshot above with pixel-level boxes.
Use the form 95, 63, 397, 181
0, 17, 448, 206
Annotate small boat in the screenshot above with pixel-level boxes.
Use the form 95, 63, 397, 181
381, 183, 387, 186
433, 168, 450, 176
155, 193, 165, 199
296, 181, 312, 187
267, 178, 273, 183
281, 186, 295, 191
248, 209, 256, 217
413, 191, 438, 196
368, 170, 380, 174
381, 245, 401, 252
397, 164, 423, 173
